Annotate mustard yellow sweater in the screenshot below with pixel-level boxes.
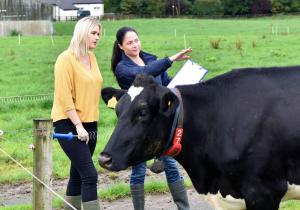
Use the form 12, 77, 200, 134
51, 50, 103, 123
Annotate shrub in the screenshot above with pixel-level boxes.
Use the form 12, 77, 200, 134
10, 29, 22, 36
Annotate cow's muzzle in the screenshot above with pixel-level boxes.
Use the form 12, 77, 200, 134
98, 153, 112, 170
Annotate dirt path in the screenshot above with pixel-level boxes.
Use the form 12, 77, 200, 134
0, 184, 214, 210
0, 167, 214, 210
101, 188, 214, 210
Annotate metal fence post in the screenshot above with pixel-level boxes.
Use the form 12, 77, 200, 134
32, 118, 53, 210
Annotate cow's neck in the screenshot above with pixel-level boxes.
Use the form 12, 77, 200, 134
163, 88, 184, 157
173, 85, 218, 194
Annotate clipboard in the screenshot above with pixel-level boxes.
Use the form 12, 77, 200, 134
167, 60, 208, 88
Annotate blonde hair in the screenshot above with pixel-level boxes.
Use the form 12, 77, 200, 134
68, 17, 101, 59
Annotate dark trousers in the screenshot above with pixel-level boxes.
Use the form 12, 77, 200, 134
53, 119, 98, 202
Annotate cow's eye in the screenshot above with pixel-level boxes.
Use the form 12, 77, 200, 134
139, 109, 148, 118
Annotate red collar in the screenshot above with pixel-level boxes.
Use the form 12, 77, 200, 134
163, 88, 184, 157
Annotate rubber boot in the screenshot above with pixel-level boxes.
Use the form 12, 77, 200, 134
82, 199, 100, 210
130, 184, 145, 210
64, 195, 82, 210
168, 180, 190, 210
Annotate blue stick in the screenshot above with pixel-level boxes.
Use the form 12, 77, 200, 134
53, 132, 76, 141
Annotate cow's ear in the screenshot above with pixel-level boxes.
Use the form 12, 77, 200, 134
101, 87, 126, 105
159, 90, 179, 117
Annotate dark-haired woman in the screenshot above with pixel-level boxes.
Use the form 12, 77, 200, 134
111, 26, 192, 210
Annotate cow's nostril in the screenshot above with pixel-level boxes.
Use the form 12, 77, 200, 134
99, 154, 112, 168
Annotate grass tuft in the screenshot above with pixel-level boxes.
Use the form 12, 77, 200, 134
209, 38, 221, 49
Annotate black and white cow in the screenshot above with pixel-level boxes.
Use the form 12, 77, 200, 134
99, 66, 300, 210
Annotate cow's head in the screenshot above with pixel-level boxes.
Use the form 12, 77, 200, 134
99, 74, 179, 171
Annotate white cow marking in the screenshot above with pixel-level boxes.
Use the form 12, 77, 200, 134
128, 86, 144, 101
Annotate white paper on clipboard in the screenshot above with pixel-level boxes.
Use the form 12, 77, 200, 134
167, 60, 208, 88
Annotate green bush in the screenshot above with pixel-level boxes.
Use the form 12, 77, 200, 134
10, 29, 22, 36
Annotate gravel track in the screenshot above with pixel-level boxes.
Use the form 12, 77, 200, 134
0, 167, 214, 210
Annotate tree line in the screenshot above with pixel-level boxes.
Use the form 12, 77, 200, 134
104, 0, 300, 17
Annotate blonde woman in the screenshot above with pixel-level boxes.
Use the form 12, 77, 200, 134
51, 17, 102, 210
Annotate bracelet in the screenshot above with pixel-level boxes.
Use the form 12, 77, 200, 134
74, 122, 81, 126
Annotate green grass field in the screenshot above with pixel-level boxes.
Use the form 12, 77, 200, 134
0, 16, 300, 209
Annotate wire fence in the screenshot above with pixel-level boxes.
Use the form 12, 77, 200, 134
0, 93, 53, 143
0, 93, 76, 209
0, 135, 77, 210
0, 116, 94, 209
0, 93, 53, 104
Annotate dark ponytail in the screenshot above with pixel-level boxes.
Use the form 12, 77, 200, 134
111, 26, 138, 75
111, 40, 123, 74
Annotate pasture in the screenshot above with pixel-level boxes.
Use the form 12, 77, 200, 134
0, 16, 300, 209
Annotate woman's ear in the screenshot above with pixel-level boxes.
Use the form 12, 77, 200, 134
159, 90, 179, 117
118, 43, 123, 50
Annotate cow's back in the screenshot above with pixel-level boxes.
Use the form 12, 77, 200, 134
178, 66, 300, 196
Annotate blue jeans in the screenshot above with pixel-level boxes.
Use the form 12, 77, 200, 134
130, 156, 181, 185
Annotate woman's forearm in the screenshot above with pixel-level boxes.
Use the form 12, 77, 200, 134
66, 109, 82, 126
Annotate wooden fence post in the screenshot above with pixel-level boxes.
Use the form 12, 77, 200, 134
32, 118, 53, 210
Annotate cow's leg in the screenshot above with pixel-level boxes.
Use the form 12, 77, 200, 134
242, 181, 286, 210
206, 192, 246, 210
244, 194, 280, 210
282, 183, 300, 201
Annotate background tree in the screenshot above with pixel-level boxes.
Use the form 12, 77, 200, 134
165, 0, 193, 16
192, 0, 223, 16
165, 0, 177, 16
138, 0, 167, 16
120, 0, 139, 15
100, 0, 300, 16
103, 0, 122, 13
271, 0, 300, 13
221, 0, 254, 15
179, 0, 193, 15
138, 0, 150, 15
251, 0, 272, 14
290, 0, 300, 12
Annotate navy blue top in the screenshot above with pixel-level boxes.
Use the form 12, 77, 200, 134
115, 51, 173, 90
